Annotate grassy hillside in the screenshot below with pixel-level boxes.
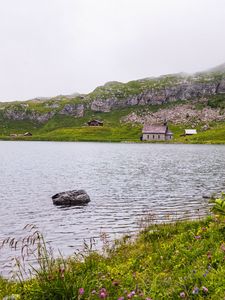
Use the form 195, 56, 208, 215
0, 71, 224, 144
1, 214, 225, 299
0, 101, 224, 144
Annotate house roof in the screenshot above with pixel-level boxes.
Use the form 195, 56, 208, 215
185, 129, 197, 135
166, 130, 173, 135
88, 119, 103, 124
142, 125, 167, 134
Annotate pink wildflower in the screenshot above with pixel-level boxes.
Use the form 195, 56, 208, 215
79, 288, 84, 295
220, 243, 225, 252
202, 286, 208, 293
99, 288, 107, 299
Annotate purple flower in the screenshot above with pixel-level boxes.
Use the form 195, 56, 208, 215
180, 292, 186, 298
131, 291, 135, 296
202, 286, 208, 293
99, 288, 107, 299
79, 288, 84, 295
194, 235, 201, 240
118, 298, 124, 300
99, 292, 107, 298
127, 293, 133, 299
91, 290, 97, 295
192, 287, 199, 294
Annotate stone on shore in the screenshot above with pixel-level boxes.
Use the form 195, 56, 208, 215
52, 190, 90, 206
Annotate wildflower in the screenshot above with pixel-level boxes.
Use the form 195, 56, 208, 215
180, 292, 186, 298
127, 293, 133, 299
99, 292, 107, 299
202, 286, 208, 293
99, 288, 107, 299
79, 288, 84, 295
203, 270, 208, 277
112, 280, 119, 286
118, 298, 124, 300
207, 252, 212, 260
194, 235, 201, 240
91, 290, 97, 295
146, 298, 153, 300
131, 291, 135, 296
192, 287, 199, 294
220, 243, 225, 252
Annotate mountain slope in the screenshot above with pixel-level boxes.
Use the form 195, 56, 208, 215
0, 65, 225, 143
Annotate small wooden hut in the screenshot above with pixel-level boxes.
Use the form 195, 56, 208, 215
88, 120, 103, 126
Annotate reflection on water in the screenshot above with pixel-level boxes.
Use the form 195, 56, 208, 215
0, 141, 225, 274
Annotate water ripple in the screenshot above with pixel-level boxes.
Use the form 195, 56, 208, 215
0, 141, 225, 275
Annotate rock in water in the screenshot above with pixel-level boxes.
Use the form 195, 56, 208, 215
52, 190, 90, 206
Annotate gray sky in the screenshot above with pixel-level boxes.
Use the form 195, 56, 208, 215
0, 0, 225, 101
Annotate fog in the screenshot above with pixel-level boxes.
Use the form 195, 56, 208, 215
0, 0, 224, 101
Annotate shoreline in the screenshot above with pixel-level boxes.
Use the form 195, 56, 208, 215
0, 137, 225, 145
1, 213, 225, 299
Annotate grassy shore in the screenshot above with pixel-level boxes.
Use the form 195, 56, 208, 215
0, 101, 225, 144
1, 212, 225, 299
0, 121, 225, 144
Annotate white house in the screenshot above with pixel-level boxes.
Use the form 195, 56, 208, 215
185, 129, 197, 135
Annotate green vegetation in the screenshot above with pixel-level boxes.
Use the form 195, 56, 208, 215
1, 194, 225, 299
207, 94, 225, 109
0, 71, 224, 144
210, 192, 225, 216
175, 122, 225, 144
87, 76, 180, 101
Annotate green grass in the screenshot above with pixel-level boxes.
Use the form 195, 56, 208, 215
0, 101, 225, 144
207, 94, 225, 109
1, 215, 225, 299
174, 122, 225, 144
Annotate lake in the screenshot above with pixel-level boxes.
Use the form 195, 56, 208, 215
0, 141, 225, 275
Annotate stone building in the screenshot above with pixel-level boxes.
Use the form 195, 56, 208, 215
142, 124, 173, 141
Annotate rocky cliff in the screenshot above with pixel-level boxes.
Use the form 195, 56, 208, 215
0, 67, 225, 124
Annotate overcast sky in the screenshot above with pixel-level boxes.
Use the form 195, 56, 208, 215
0, 0, 225, 101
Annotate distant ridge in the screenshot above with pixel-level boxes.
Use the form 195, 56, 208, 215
205, 62, 225, 73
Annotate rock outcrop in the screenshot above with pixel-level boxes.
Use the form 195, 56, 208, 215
4, 108, 55, 123
1, 68, 225, 123
52, 190, 90, 206
121, 103, 225, 126
88, 80, 221, 113
59, 103, 84, 117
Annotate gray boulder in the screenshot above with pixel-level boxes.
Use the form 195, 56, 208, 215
52, 190, 90, 206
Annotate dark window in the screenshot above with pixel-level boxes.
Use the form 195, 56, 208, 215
153, 135, 155, 139
158, 135, 160, 139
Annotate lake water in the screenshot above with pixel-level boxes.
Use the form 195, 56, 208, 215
0, 141, 225, 275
